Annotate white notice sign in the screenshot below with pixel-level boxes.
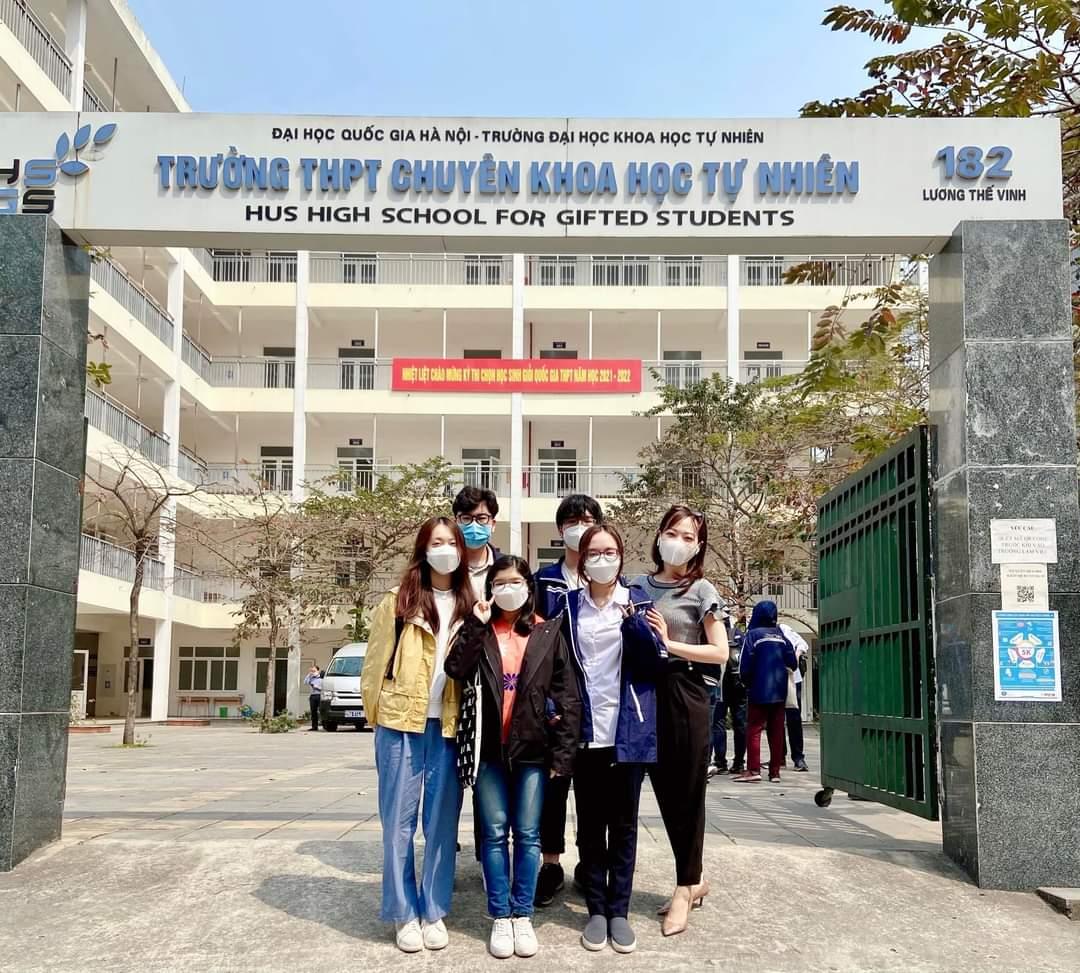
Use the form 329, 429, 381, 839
1000, 563, 1050, 611
990, 519, 1058, 564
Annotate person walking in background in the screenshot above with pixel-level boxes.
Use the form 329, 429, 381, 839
780, 622, 811, 772
710, 612, 748, 777
361, 516, 474, 953
563, 524, 667, 954
445, 556, 581, 959
532, 492, 603, 907
454, 485, 501, 602
304, 664, 323, 732
733, 601, 797, 785
633, 505, 729, 938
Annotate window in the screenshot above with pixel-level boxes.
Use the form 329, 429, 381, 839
338, 348, 375, 390
260, 447, 293, 493
177, 646, 240, 692
262, 347, 296, 389
743, 350, 784, 382
212, 249, 250, 282
342, 253, 376, 284
663, 256, 703, 286
267, 251, 298, 283
463, 349, 502, 359
663, 351, 702, 389
464, 255, 503, 285
591, 255, 649, 286
744, 256, 783, 286
325, 655, 364, 677
536, 255, 576, 285
255, 647, 290, 693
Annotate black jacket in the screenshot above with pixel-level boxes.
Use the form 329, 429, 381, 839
445, 613, 581, 776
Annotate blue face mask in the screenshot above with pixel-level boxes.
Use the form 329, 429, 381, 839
461, 520, 492, 549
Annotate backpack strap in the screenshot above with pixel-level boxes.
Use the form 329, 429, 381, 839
384, 615, 405, 681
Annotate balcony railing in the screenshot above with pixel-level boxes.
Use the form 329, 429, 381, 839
181, 333, 213, 382
178, 447, 208, 486
740, 360, 810, 383
522, 465, 638, 498
91, 257, 175, 348
525, 255, 727, 287
84, 388, 170, 468
309, 253, 514, 286
82, 83, 110, 112
308, 358, 391, 390
172, 564, 248, 603
201, 251, 298, 284
80, 533, 165, 591
203, 463, 293, 494
642, 360, 729, 389
208, 357, 296, 389
741, 256, 897, 287
0, 0, 72, 96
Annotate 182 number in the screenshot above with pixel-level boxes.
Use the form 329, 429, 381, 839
935, 145, 1013, 180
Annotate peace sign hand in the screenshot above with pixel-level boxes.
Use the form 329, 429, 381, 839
474, 600, 492, 624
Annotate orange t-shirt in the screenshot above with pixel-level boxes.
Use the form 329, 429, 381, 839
493, 619, 530, 743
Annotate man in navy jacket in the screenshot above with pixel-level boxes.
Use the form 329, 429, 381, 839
732, 601, 797, 783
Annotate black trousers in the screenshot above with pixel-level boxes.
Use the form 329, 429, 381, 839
539, 773, 573, 855
308, 693, 320, 731
573, 747, 644, 919
786, 682, 805, 762
647, 669, 711, 886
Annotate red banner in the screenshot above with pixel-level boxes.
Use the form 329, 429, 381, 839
391, 358, 642, 394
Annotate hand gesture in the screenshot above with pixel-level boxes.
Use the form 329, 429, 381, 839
474, 600, 492, 624
646, 607, 669, 644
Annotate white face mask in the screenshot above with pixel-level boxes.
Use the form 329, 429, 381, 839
562, 523, 590, 552
492, 582, 529, 612
426, 545, 460, 576
584, 553, 620, 585
659, 535, 699, 567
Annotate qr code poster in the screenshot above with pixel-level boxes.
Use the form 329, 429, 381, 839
992, 611, 1062, 702
1000, 563, 1049, 611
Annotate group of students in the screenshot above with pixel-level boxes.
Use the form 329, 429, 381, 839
359, 486, 802, 958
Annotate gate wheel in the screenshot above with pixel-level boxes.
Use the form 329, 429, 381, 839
814, 787, 834, 808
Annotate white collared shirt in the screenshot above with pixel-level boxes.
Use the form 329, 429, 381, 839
561, 560, 585, 592
428, 588, 458, 718
779, 623, 809, 685
576, 584, 629, 747
468, 546, 494, 602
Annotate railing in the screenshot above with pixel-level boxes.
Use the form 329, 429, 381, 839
522, 465, 638, 498
741, 256, 897, 288
178, 447, 208, 486
307, 358, 392, 390
748, 580, 819, 612
525, 254, 728, 287
202, 251, 298, 284
181, 333, 213, 381
642, 359, 729, 389
739, 360, 810, 383
208, 357, 296, 389
84, 388, 170, 467
91, 257, 174, 348
0, 0, 72, 96
82, 83, 110, 112
303, 464, 394, 493
203, 463, 293, 494
79, 533, 165, 591
308, 252, 514, 286
192, 248, 216, 278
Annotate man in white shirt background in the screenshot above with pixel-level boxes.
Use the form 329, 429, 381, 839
779, 623, 810, 772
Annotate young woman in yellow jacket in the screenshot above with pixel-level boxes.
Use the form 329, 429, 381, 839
361, 515, 474, 953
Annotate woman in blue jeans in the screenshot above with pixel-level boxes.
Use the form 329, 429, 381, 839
445, 556, 581, 959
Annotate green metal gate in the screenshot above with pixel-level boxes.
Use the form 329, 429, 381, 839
815, 426, 938, 819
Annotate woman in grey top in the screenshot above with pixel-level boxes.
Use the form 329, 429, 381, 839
634, 505, 729, 938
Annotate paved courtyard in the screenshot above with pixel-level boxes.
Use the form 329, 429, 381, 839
1, 724, 1077, 971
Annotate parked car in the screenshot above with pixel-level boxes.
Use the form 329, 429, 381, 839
319, 642, 367, 731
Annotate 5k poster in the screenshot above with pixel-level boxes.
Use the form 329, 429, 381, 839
992, 611, 1062, 702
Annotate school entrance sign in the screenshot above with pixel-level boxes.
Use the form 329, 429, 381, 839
1, 113, 1063, 250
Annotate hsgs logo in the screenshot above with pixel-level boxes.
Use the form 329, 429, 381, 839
1, 122, 117, 215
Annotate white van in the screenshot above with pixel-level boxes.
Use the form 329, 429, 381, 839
319, 642, 367, 731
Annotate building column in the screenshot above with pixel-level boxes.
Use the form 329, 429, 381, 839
163, 254, 184, 473
64, 0, 87, 108
930, 220, 1080, 889
291, 251, 309, 503
151, 522, 174, 723
587, 416, 594, 495
0, 217, 89, 870
509, 254, 525, 555
726, 255, 741, 383
587, 310, 593, 359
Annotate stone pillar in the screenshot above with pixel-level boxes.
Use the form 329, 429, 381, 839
930, 219, 1080, 890
726, 255, 740, 383
0, 216, 89, 870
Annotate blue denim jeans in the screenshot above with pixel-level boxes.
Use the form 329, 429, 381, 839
375, 719, 463, 923
474, 761, 546, 918
712, 689, 747, 768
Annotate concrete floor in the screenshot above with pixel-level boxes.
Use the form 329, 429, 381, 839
1, 725, 1077, 971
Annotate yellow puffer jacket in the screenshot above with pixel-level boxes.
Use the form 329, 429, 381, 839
361, 589, 461, 738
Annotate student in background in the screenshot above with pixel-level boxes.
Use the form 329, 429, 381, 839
532, 492, 603, 907
454, 485, 501, 602
445, 556, 581, 959
710, 612, 748, 776
564, 524, 667, 954
780, 622, 811, 772
304, 663, 323, 732
732, 601, 797, 785
361, 516, 474, 953
632, 505, 729, 938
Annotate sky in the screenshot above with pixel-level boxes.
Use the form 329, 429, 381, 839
125, 1, 915, 118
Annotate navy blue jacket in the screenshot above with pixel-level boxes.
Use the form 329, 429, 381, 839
561, 584, 667, 764
739, 601, 797, 705
535, 560, 572, 620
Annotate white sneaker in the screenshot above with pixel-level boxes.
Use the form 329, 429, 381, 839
489, 917, 515, 959
512, 916, 538, 957
422, 918, 449, 950
395, 919, 423, 953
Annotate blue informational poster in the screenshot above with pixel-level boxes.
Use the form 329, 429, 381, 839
992, 611, 1062, 702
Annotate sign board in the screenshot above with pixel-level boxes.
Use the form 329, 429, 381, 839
0, 114, 1063, 252
992, 610, 1062, 701
990, 519, 1058, 564
392, 357, 641, 393
1000, 563, 1049, 611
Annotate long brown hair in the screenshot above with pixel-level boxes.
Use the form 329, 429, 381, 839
576, 524, 625, 583
650, 504, 707, 594
396, 516, 474, 632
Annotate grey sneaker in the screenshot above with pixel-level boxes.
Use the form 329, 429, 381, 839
609, 916, 636, 954
581, 914, 608, 951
